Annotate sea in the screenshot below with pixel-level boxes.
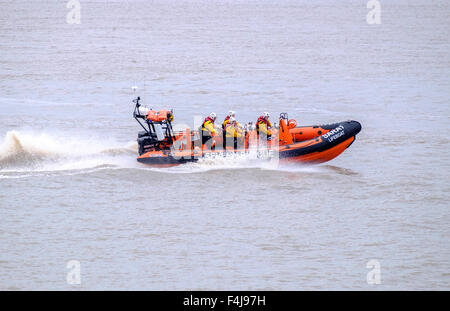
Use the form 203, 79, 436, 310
0, 0, 449, 290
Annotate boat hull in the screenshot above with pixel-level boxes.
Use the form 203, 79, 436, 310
137, 120, 362, 167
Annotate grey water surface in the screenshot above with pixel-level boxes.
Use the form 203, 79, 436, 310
0, 0, 449, 290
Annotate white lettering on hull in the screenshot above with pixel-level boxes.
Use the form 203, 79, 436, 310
322, 125, 345, 142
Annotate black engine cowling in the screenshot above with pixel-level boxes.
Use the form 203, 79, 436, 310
137, 135, 157, 155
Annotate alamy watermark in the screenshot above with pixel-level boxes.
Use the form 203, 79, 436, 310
65, 1, 380, 26
66, 0, 81, 24
170, 116, 280, 168
366, 259, 381, 284
66, 260, 81, 285
366, 0, 381, 25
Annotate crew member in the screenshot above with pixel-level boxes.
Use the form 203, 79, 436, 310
201, 112, 217, 150
256, 112, 272, 141
222, 111, 235, 129
225, 117, 243, 150
222, 111, 235, 150
167, 111, 174, 122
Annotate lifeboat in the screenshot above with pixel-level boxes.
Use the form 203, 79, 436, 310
131, 97, 362, 167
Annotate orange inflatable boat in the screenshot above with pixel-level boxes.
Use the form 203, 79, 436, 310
132, 97, 361, 167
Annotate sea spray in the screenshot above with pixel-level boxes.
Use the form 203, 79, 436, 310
0, 130, 136, 172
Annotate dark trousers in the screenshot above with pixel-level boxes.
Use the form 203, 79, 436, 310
222, 131, 226, 150
224, 136, 238, 150
202, 133, 214, 150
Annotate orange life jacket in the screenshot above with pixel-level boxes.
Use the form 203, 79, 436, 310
146, 109, 171, 122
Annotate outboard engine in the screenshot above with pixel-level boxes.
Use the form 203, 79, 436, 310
138, 135, 156, 155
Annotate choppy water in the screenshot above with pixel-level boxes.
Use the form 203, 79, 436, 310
0, 0, 449, 290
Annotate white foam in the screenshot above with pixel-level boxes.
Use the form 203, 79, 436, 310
0, 130, 328, 178
0, 130, 138, 175
143, 148, 284, 174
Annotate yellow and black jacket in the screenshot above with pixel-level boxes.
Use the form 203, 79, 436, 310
201, 117, 217, 136
225, 122, 243, 138
222, 116, 231, 129
256, 116, 272, 136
